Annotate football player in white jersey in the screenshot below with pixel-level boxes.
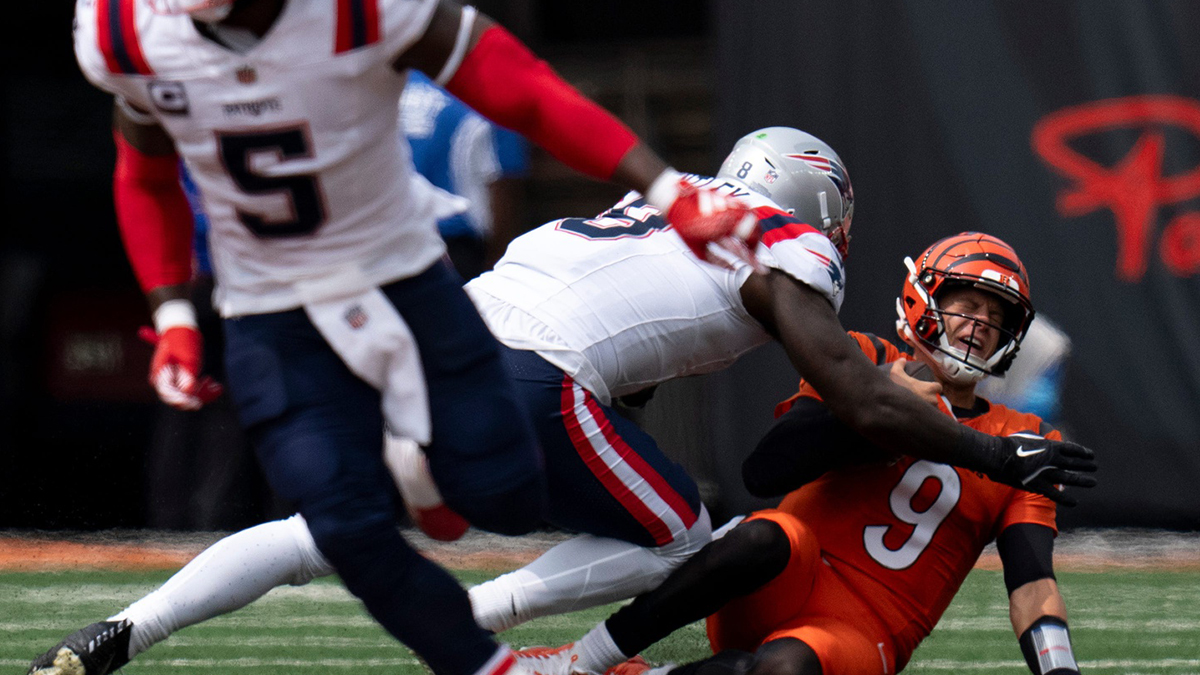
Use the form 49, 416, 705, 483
62, 2, 764, 675
29, 128, 1095, 675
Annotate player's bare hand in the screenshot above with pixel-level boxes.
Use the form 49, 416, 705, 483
884, 359, 942, 405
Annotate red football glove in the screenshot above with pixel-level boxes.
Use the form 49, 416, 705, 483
137, 302, 223, 410
646, 170, 764, 273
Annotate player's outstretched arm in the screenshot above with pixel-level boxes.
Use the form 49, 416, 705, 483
997, 524, 1081, 674
394, 1, 755, 259
111, 103, 218, 410
742, 270, 1096, 504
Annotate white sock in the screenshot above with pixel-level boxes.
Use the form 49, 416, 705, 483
470, 507, 711, 633
576, 622, 629, 674
111, 514, 333, 658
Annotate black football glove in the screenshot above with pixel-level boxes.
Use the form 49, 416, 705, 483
960, 430, 1098, 506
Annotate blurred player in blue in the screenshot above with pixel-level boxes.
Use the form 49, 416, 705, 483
401, 70, 529, 280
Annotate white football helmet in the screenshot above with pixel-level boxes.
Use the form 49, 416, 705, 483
716, 127, 854, 257
149, 0, 235, 22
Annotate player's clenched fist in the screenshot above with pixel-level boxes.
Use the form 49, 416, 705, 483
646, 169, 762, 271
139, 299, 222, 410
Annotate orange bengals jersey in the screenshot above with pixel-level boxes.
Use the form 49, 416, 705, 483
773, 332, 1058, 665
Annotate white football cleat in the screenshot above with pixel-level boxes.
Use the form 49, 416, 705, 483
514, 643, 598, 675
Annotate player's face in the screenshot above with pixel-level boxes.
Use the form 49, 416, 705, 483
937, 286, 1005, 362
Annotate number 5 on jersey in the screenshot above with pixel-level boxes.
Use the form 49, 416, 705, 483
218, 126, 327, 238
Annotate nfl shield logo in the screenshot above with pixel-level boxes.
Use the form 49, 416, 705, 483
344, 305, 369, 330
236, 66, 257, 84
765, 169, 779, 184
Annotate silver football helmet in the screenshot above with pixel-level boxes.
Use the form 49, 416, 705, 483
716, 127, 854, 256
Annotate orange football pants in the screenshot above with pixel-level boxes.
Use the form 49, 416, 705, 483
705, 510, 897, 675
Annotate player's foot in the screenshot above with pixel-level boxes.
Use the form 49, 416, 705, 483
27, 620, 133, 675
515, 643, 594, 675
604, 656, 652, 675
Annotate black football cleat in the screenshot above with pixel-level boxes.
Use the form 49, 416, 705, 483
28, 620, 133, 675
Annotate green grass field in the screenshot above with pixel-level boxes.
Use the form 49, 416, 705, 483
3, 567, 1198, 674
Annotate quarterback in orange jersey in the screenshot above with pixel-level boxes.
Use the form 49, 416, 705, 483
526, 233, 1082, 675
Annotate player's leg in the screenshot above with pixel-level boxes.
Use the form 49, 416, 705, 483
759, 618, 893, 675
469, 353, 711, 633
519, 511, 815, 675
391, 262, 546, 536
117, 514, 331, 655
26, 515, 333, 675
224, 305, 506, 675
660, 640, 821, 675
605, 641, 820, 675
745, 639, 822, 675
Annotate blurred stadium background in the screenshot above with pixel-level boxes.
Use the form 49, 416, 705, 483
2, 0, 1197, 547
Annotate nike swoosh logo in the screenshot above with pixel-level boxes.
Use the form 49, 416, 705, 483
1015, 445, 1046, 458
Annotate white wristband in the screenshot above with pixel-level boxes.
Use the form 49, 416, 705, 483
153, 299, 199, 333
644, 168, 685, 212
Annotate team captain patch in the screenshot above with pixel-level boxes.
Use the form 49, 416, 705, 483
148, 80, 189, 115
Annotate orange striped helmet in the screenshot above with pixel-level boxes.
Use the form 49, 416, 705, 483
896, 232, 1034, 384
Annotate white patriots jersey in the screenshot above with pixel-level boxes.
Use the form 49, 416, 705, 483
466, 177, 846, 405
74, 0, 467, 316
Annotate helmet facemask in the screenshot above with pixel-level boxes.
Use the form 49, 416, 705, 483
896, 233, 1035, 385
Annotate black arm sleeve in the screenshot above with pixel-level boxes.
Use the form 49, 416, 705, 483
742, 396, 890, 499
997, 523, 1057, 594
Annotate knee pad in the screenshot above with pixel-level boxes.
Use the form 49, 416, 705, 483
654, 505, 713, 567
284, 514, 336, 583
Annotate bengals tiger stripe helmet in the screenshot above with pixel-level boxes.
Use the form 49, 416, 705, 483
896, 232, 1034, 384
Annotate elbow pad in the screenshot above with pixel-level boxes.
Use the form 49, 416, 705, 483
445, 25, 638, 180
113, 132, 194, 292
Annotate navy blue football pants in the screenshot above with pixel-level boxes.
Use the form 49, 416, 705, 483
222, 261, 545, 675
499, 346, 702, 549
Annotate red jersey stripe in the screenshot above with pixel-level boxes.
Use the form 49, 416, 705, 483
761, 219, 820, 248
582, 394, 699, 532
559, 376, 695, 545
97, 0, 153, 75
335, 0, 381, 54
